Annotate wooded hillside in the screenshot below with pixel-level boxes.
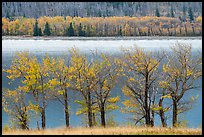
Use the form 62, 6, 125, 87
2, 2, 202, 18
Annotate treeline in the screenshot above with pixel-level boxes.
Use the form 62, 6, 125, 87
2, 2, 202, 18
2, 16, 202, 37
3, 43, 202, 130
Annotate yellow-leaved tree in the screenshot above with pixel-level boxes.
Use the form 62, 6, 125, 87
160, 43, 202, 127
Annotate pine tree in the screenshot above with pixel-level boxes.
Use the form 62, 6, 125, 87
171, 6, 175, 17
188, 7, 194, 22
78, 23, 85, 36
38, 28, 42, 36
33, 20, 39, 36
43, 22, 51, 36
118, 26, 122, 36
6, 11, 10, 19
155, 8, 160, 17
66, 22, 75, 36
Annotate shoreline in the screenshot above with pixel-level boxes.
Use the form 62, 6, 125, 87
2, 36, 202, 40
2, 126, 202, 135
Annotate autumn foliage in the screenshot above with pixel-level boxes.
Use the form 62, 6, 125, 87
2, 43, 202, 130
2, 16, 202, 37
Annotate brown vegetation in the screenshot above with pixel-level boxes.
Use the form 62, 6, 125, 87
2, 126, 202, 135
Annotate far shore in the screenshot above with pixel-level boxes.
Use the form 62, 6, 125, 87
2, 36, 202, 41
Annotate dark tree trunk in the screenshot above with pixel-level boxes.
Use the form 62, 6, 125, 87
100, 104, 106, 127
41, 107, 46, 129
172, 99, 178, 127
20, 113, 29, 129
150, 109, 154, 127
92, 112, 96, 126
145, 72, 151, 126
87, 91, 93, 127
64, 88, 70, 128
192, 25, 195, 35
184, 24, 187, 36
159, 98, 167, 127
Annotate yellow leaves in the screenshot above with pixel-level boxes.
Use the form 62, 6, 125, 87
122, 86, 133, 97
65, 83, 71, 87
106, 105, 119, 110
162, 64, 168, 73
159, 81, 170, 88
161, 94, 172, 99
6, 75, 15, 80
196, 16, 202, 23
107, 96, 120, 103
186, 69, 193, 76
28, 102, 40, 112
49, 78, 59, 86
6, 69, 12, 74
122, 99, 137, 108
57, 90, 65, 95
128, 77, 135, 82
152, 106, 163, 111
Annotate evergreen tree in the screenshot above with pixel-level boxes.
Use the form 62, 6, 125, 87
118, 26, 122, 36
167, 12, 170, 17
23, 13, 26, 18
38, 28, 42, 36
188, 7, 194, 22
183, 4, 186, 16
155, 8, 160, 17
43, 22, 51, 36
171, 6, 175, 17
66, 22, 75, 36
33, 20, 39, 36
78, 23, 85, 36
6, 11, 10, 19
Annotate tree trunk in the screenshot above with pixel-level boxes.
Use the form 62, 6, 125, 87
144, 72, 151, 126
150, 109, 154, 127
184, 24, 187, 36
87, 91, 93, 127
92, 112, 96, 126
41, 107, 46, 129
172, 99, 178, 127
159, 98, 167, 127
64, 88, 70, 128
100, 104, 106, 127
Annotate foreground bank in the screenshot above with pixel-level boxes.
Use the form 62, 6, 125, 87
2, 127, 202, 135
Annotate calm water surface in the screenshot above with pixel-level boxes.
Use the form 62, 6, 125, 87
2, 38, 202, 128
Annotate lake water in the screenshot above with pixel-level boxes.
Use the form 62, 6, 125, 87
2, 38, 202, 128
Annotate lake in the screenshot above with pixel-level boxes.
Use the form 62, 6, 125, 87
2, 38, 202, 129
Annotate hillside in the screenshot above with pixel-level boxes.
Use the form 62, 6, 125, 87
2, 2, 202, 18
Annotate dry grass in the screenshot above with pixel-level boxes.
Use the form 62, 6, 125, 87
2, 126, 202, 135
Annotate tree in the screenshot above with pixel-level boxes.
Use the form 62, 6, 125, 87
45, 56, 71, 128
4, 52, 53, 129
160, 43, 202, 127
118, 26, 122, 36
43, 22, 51, 36
66, 22, 75, 36
188, 7, 194, 22
2, 87, 30, 129
171, 6, 175, 18
155, 8, 160, 17
68, 48, 97, 127
78, 23, 85, 36
33, 20, 39, 36
93, 53, 121, 127
38, 28, 42, 36
121, 46, 165, 127
6, 11, 10, 19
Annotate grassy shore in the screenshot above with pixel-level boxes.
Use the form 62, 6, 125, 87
2, 126, 202, 135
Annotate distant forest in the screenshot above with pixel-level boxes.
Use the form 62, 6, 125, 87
2, 2, 202, 18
